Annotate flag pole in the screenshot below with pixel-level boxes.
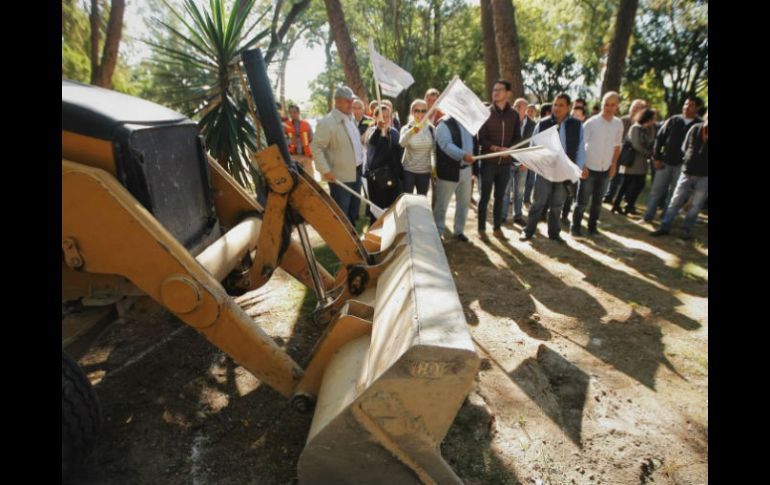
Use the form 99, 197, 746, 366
332, 180, 384, 213
472, 144, 543, 161
471, 126, 558, 160
421, 75, 458, 127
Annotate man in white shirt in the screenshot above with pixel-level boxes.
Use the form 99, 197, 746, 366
310, 86, 365, 225
570, 91, 623, 236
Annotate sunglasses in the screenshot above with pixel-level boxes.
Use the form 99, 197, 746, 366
414, 109, 428, 113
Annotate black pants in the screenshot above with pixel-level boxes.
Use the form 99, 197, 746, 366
604, 173, 624, 202
562, 195, 574, 219
402, 171, 431, 196
614, 174, 646, 210
479, 161, 511, 231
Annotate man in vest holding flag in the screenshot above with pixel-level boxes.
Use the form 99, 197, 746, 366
285, 104, 314, 173
520, 93, 585, 243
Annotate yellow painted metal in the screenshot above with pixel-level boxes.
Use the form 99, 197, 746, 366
249, 191, 289, 286
62, 130, 116, 175
206, 153, 334, 291
160, 275, 201, 314
62, 237, 84, 269
62, 263, 143, 302
287, 157, 370, 267
293, 300, 374, 399
255, 145, 295, 194
195, 217, 261, 282
62, 159, 303, 397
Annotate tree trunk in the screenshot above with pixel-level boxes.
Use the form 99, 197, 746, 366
490, 0, 525, 99
89, 0, 101, 85
323, 0, 369, 106
480, 0, 499, 100
325, 30, 334, 113
600, 0, 639, 95
90, 0, 125, 88
432, 0, 441, 55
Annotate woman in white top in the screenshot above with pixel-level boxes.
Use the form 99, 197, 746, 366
399, 99, 435, 196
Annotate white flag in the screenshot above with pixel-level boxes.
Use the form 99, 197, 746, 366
513, 125, 582, 183
368, 39, 414, 98
433, 76, 491, 136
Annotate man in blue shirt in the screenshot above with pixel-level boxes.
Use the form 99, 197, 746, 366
433, 116, 476, 242
520, 93, 585, 243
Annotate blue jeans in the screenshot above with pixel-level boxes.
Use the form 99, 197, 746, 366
660, 173, 708, 234
524, 174, 567, 238
501, 166, 528, 221
572, 170, 610, 231
329, 172, 363, 225
433, 167, 473, 236
644, 164, 682, 221
523, 170, 536, 204
478, 162, 512, 231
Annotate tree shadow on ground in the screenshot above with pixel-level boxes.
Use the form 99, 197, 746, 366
576, 233, 708, 298
597, 206, 708, 249
528, 235, 702, 331
446, 233, 689, 391
442, 393, 523, 485
445, 237, 604, 342
509, 344, 590, 448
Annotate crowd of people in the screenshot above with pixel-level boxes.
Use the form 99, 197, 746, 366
280, 82, 708, 243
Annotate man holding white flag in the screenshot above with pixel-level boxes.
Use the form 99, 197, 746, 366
432, 76, 491, 136
477, 79, 521, 239
520, 93, 585, 243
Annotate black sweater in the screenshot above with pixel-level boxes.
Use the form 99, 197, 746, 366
653, 114, 702, 166
682, 123, 708, 177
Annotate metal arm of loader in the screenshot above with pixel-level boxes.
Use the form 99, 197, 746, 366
238, 48, 404, 324
62, 160, 304, 397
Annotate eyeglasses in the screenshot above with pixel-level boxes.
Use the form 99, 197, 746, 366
414, 109, 428, 113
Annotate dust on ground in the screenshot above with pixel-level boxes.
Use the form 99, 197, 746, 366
71, 195, 707, 485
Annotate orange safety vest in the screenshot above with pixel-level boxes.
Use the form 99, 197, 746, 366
285, 119, 313, 158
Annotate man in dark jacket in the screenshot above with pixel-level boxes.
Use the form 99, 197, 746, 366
643, 95, 704, 222
651, 113, 708, 239
520, 93, 585, 243
501, 97, 536, 226
477, 80, 521, 239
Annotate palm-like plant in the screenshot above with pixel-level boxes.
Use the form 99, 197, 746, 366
145, 0, 270, 189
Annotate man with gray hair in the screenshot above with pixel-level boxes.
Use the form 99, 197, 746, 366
311, 86, 365, 225
571, 91, 623, 236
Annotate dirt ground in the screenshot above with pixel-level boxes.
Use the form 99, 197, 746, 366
70, 190, 708, 485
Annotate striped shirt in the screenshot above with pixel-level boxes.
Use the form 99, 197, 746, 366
399, 123, 435, 174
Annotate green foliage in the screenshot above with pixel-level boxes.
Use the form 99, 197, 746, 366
62, 0, 91, 82
517, 0, 617, 99
306, 0, 483, 120
143, 0, 272, 189
626, 0, 708, 117
524, 54, 591, 104
62, 0, 146, 95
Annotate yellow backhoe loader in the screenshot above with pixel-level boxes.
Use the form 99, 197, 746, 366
62, 48, 479, 484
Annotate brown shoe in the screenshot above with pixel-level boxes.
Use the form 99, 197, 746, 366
493, 229, 507, 239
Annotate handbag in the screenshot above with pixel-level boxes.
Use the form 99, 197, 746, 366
366, 165, 399, 192
618, 140, 636, 167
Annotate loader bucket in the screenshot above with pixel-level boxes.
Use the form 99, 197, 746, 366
298, 194, 480, 485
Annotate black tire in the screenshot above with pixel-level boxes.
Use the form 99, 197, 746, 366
62, 351, 101, 484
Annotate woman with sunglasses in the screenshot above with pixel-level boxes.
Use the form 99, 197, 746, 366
399, 99, 435, 196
